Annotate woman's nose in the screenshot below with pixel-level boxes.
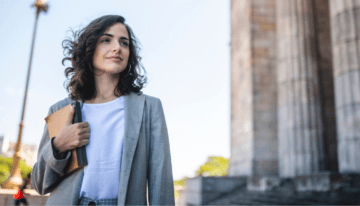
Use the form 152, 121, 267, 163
112, 42, 121, 52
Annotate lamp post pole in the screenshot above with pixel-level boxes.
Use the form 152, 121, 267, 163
1, 0, 48, 189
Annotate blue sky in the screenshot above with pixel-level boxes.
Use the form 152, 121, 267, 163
0, 0, 230, 181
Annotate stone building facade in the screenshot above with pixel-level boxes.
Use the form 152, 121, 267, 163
229, 0, 360, 183
180, 1, 360, 204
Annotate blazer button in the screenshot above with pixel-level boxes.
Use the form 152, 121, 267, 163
88, 201, 96, 205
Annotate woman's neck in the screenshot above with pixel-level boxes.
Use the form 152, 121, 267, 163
85, 73, 122, 104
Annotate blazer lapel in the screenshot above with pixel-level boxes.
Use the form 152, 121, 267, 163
118, 92, 145, 205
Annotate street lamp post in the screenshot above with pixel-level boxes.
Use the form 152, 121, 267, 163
1, 0, 48, 189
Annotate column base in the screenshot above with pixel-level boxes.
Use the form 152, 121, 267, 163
294, 172, 360, 192
247, 176, 281, 191
185, 176, 248, 206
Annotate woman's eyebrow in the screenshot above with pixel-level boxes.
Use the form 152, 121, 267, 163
102, 33, 129, 40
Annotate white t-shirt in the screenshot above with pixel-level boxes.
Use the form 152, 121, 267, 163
78, 95, 125, 200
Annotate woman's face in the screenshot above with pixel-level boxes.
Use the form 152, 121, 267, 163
92, 23, 130, 76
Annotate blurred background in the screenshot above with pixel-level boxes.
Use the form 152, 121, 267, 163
0, 0, 230, 186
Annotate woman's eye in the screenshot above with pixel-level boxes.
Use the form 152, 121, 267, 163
101, 39, 110, 42
121, 41, 129, 46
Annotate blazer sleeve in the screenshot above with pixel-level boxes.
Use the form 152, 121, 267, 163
31, 106, 72, 195
148, 98, 175, 206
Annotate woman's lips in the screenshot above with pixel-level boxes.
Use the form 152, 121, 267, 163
106, 57, 121, 61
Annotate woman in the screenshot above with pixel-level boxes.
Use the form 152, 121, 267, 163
31, 15, 175, 206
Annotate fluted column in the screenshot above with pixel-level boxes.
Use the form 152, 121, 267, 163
229, 0, 278, 177
229, 0, 253, 176
277, 0, 326, 177
329, 0, 360, 173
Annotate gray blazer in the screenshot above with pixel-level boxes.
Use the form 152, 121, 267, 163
31, 92, 175, 206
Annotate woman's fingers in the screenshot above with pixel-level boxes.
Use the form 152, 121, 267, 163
84, 127, 91, 133
83, 132, 90, 139
79, 122, 90, 128
82, 139, 89, 146
78, 127, 91, 135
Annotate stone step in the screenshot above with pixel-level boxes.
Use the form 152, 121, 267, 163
207, 188, 360, 205
213, 190, 320, 205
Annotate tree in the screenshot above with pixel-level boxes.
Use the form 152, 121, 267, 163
0, 156, 32, 185
173, 156, 229, 199
174, 176, 188, 186
195, 156, 229, 177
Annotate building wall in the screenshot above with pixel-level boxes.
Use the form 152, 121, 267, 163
229, 0, 253, 176
230, 0, 278, 177
230, 0, 359, 178
329, 0, 360, 174
0, 136, 9, 156
312, 0, 338, 172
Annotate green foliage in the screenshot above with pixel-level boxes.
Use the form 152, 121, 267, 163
174, 176, 188, 199
172, 156, 229, 199
175, 189, 178, 198
0, 156, 12, 169
174, 176, 188, 186
0, 156, 32, 184
0, 165, 10, 183
195, 156, 229, 177
19, 159, 32, 179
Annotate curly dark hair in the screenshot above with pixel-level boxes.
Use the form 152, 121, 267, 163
62, 15, 147, 101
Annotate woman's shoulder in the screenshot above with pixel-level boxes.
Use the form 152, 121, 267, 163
134, 92, 161, 104
143, 93, 160, 102
48, 97, 73, 113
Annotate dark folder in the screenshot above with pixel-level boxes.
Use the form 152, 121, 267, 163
45, 101, 87, 177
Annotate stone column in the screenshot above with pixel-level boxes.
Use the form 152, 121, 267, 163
329, 0, 360, 173
229, 0, 278, 179
276, 0, 327, 177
